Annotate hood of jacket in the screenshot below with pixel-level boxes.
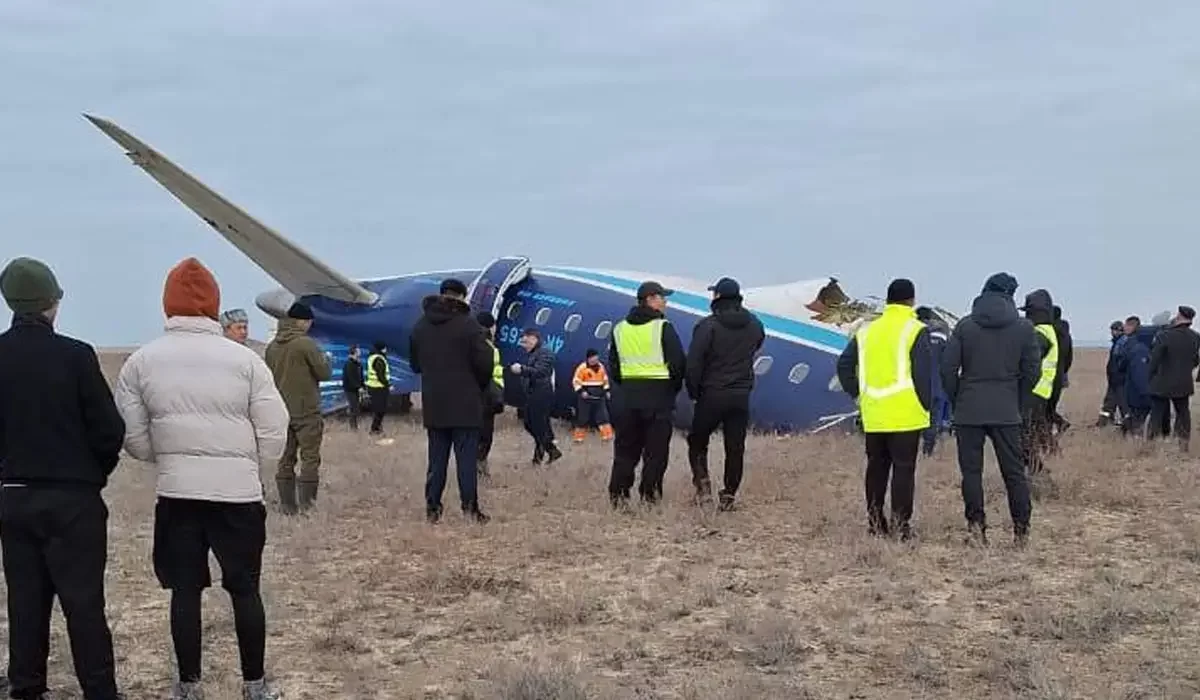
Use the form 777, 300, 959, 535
624, 304, 665, 325
422, 294, 471, 325
969, 291, 1019, 329
1021, 289, 1054, 325
272, 318, 310, 343
710, 298, 754, 329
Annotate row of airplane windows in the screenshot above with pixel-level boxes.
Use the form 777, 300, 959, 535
505, 300, 837, 389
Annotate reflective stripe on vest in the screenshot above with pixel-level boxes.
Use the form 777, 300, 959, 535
365, 353, 386, 389
613, 318, 670, 379
490, 343, 504, 388
1032, 324, 1058, 399
855, 304, 931, 433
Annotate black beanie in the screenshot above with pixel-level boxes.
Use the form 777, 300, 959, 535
286, 302, 313, 320
886, 278, 915, 303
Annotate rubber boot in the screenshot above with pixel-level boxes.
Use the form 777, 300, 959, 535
572, 428, 587, 444
598, 423, 614, 441
276, 478, 298, 515
297, 481, 319, 512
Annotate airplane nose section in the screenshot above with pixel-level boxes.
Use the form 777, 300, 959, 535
255, 287, 295, 319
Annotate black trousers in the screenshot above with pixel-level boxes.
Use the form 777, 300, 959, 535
1047, 379, 1067, 429
1123, 405, 1151, 437
153, 498, 268, 683
1100, 381, 1124, 423
478, 406, 496, 462
609, 406, 673, 502
367, 387, 389, 434
344, 389, 361, 430
954, 424, 1031, 532
863, 431, 920, 533
522, 395, 555, 452
1150, 396, 1191, 448
1021, 396, 1054, 474
426, 428, 480, 510
1, 487, 118, 700
686, 393, 750, 497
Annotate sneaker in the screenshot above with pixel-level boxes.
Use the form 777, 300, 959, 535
243, 678, 282, 700
717, 491, 736, 512
169, 681, 205, 700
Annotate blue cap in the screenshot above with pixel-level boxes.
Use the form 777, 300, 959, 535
707, 277, 741, 299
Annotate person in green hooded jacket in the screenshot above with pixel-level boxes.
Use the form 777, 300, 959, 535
263, 302, 331, 513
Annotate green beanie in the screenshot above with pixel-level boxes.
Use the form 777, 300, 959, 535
0, 257, 64, 314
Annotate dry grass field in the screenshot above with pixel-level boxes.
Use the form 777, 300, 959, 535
17, 349, 1200, 698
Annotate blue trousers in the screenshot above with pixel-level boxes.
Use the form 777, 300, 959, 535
425, 428, 480, 510
922, 393, 952, 454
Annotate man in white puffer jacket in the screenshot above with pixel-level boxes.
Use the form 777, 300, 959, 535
114, 258, 289, 700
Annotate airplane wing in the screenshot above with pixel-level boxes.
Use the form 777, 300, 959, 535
83, 114, 378, 305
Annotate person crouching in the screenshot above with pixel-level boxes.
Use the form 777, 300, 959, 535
572, 349, 613, 443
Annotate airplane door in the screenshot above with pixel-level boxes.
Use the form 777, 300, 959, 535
467, 256, 532, 320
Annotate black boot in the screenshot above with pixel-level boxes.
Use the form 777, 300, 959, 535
868, 509, 890, 537
717, 490, 736, 512
532, 445, 545, 465
545, 442, 563, 465
1013, 522, 1029, 549
426, 504, 443, 524
694, 477, 713, 506
276, 478, 298, 515
297, 481, 319, 512
464, 501, 490, 524
965, 521, 988, 547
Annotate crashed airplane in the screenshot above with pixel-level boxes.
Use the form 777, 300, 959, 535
84, 114, 959, 434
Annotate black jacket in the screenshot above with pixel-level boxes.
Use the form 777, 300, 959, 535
608, 305, 686, 412
1053, 318, 1074, 385
409, 295, 494, 428
341, 357, 364, 392
1148, 324, 1200, 398
0, 314, 126, 489
518, 344, 556, 399
685, 298, 766, 401
836, 311, 934, 414
940, 292, 1040, 426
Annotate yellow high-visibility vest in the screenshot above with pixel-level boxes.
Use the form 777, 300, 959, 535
1032, 324, 1058, 399
490, 342, 504, 388
855, 304, 931, 433
365, 353, 387, 389
612, 318, 670, 379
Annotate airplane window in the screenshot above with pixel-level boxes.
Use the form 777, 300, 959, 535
753, 356, 773, 375
594, 320, 612, 339
828, 375, 842, 392
506, 301, 522, 321
564, 313, 582, 333
535, 307, 552, 326
788, 363, 810, 384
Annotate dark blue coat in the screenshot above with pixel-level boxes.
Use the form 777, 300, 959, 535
1122, 333, 1152, 410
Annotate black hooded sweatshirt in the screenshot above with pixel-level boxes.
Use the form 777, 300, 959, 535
409, 295, 494, 429
608, 304, 687, 411
940, 289, 1040, 426
685, 297, 766, 401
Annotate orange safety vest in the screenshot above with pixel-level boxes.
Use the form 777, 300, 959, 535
572, 362, 610, 395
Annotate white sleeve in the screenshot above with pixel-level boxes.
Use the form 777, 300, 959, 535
113, 354, 154, 462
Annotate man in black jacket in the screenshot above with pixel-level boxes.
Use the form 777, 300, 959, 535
1148, 305, 1200, 451
940, 272, 1039, 546
685, 277, 765, 511
1098, 321, 1127, 427
409, 279, 495, 523
608, 281, 687, 506
0, 258, 127, 699
512, 328, 561, 464
341, 345, 364, 431
1021, 289, 1059, 475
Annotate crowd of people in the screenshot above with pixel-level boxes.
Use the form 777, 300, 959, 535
1, 251, 1195, 698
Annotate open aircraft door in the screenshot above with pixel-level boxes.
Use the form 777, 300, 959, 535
467, 256, 532, 320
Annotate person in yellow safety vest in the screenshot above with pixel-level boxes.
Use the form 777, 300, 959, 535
364, 341, 390, 436
607, 281, 687, 507
475, 312, 505, 475
834, 278, 933, 541
1018, 289, 1059, 476
572, 348, 613, 443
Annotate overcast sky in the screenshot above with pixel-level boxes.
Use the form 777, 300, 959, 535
3, 0, 1198, 346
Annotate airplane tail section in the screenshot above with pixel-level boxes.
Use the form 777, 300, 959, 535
83, 114, 378, 305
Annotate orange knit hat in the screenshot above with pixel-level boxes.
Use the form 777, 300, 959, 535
163, 257, 220, 320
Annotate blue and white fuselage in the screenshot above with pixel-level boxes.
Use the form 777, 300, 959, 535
295, 264, 857, 433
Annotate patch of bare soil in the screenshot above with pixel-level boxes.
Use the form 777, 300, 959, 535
14, 349, 1198, 698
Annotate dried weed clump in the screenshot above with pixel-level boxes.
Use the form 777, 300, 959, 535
9, 349, 1196, 698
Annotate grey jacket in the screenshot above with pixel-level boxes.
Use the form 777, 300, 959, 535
940, 291, 1040, 426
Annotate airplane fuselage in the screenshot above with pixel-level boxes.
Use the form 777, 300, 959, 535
286, 266, 858, 433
